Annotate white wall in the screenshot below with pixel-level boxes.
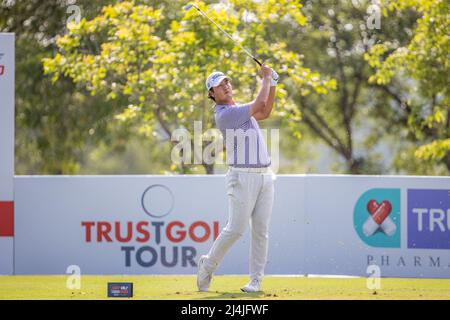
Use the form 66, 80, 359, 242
14, 175, 450, 278
0, 33, 15, 275
13, 175, 307, 275
303, 175, 450, 277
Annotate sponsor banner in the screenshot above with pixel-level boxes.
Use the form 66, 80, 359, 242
0, 33, 14, 200
305, 175, 450, 278
14, 176, 305, 275
0, 201, 14, 237
0, 238, 14, 274
0, 33, 15, 275
407, 189, 450, 249
14, 175, 449, 277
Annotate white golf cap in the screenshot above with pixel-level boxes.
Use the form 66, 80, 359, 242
205, 71, 231, 91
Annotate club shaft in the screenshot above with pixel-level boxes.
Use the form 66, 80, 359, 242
192, 5, 262, 66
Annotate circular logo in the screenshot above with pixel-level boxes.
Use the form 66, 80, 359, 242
141, 185, 174, 218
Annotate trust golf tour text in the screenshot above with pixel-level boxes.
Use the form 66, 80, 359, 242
81, 220, 219, 267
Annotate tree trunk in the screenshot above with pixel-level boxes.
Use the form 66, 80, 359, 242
443, 152, 450, 173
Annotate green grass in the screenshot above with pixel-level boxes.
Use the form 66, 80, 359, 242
0, 275, 449, 300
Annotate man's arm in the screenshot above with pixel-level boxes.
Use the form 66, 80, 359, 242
249, 65, 273, 117
253, 86, 275, 120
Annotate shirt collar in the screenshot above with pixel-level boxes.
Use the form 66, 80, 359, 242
215, 103, 236, 110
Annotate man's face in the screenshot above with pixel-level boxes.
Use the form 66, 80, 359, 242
212, 78, 232, 102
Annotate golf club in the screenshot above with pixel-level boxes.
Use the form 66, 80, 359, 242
183, 3, 263, 66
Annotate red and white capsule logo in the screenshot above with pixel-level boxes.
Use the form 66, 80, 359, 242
363, 200, 397, 237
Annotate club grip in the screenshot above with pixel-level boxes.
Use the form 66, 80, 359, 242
253, 57, 262, 66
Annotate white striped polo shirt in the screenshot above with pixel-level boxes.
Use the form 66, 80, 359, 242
214, 103, 271, 168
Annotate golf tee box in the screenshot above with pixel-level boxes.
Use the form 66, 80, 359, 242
107, 282, 133, 298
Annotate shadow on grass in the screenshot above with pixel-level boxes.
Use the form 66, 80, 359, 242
193, 291, 266, 300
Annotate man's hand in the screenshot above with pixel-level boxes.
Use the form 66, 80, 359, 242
259, 64, 278, 86
271, 70, 279, 86
259, 64, 273, 79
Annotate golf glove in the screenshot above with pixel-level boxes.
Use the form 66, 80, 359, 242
270, 70, 279, 87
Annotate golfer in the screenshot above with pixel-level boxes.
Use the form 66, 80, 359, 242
197, 64, 278, 292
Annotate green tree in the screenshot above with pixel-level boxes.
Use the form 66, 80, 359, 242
43, 0, 335, 174
285, 0, 371, 173
365, 0, 449, 171
1, 0, 127, 174
275, 0, 419, 174
267, 0, 447, 175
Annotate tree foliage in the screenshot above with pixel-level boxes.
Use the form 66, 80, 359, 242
365, 0, 449, 167
43, 0, 335, 173
3, 0, 448, 175
1, 0, 123, 174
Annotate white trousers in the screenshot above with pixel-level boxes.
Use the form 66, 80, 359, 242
204, 168, 275, 281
